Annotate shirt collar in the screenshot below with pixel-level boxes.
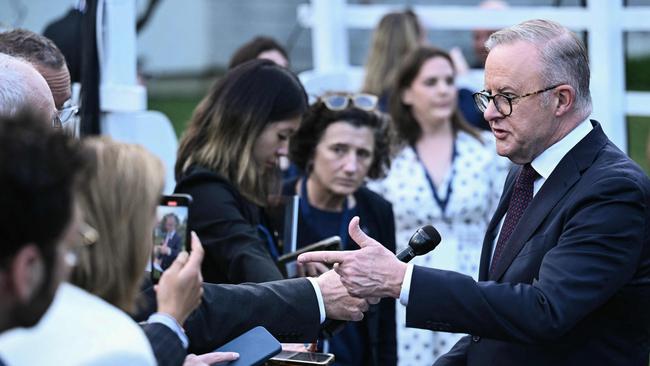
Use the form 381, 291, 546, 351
531, 118, 592, 180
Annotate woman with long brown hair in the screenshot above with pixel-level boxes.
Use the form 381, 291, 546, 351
175, 59, 308, 284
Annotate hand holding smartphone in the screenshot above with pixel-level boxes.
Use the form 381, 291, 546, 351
213, 326, 281, 366
151, 194, 192, 284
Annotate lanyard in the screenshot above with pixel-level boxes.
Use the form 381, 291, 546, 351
257, 224, 280, 260
412, 141, 457, 221
300, 177, 354, 249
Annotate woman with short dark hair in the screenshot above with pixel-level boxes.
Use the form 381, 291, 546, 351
285, 96, 396, 366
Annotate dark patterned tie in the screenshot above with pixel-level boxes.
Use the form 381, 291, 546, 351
490, 163, 539, 277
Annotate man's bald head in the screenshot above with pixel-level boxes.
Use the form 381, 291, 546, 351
0, 53, 55, 123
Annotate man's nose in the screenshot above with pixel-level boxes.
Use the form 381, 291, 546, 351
483, 98, 503, 122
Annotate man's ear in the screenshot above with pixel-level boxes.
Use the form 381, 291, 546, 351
9, 245, 45, 302
554, 84, 575, 117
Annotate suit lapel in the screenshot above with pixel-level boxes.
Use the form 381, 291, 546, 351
489, 121, 609, 281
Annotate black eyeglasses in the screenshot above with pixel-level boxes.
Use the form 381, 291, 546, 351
473, 84, 563, 117
314, 93, 379, 112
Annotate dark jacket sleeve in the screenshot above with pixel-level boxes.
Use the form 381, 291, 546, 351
175, 169, 283, 284
433, 335, 471, 366
136, 277, 321, 355
184, 278, 321, 354
375, 197, 398, 366
141, 322, 185, 366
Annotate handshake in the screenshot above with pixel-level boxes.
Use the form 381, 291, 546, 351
303, 216, 440, 321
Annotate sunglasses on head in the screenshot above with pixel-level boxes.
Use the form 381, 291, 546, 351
315, 93, 379, 111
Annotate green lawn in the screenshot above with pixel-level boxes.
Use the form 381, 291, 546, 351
628, 116, 650, 175
148, 96, 202, 139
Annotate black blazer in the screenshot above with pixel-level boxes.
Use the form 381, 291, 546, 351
405, 122, 650, 365
137, 277, 321, 355
175, 166, 284, 284
284, 178, 397, 366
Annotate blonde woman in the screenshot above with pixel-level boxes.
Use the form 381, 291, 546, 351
362, 10, 423, 110
73, 138, 234, 366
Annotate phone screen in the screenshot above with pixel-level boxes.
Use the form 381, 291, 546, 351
150, 194, 192, 283
288, 353, 332, 362
271, 351, 334, 365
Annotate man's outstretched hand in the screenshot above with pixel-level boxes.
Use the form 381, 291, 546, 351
300, 216, 407, 299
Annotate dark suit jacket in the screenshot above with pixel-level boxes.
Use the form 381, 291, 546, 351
405, 122, 650, 365
160, 232, 182, 269
136, 277, 321, 355
283, 179, 397, 366
141, 322, 185, 366
175, 166, 284, 284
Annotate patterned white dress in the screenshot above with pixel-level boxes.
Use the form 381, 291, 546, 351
368, 130, 509, 366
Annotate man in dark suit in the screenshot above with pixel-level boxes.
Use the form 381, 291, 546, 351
299, 19, 650, 365
156, 213, 183, 270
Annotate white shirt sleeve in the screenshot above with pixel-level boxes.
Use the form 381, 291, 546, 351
399, 263, 415, 306
306, 277, 326, 324
147, 312, 188, 349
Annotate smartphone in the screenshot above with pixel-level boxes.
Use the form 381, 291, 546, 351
150, 194, 192, 284
213, 326, 281, 366
269, 351, 335, 365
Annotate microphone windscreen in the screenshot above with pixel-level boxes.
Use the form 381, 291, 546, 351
411, 225, 441, 256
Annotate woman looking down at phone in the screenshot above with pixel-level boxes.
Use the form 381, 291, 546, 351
174, 60, 308, 284
283, 96, 397, 366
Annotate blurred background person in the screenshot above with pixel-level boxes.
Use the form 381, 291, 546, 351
361, 10, 423, 112
455, 0, 509, 131
367, 46, 508, 365
285, 95, 396, 366
470, 0, 509, 70
174, 59, 308, 284
228, 35, 290, 69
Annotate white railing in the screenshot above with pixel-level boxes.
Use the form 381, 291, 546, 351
298, 0, 650, 152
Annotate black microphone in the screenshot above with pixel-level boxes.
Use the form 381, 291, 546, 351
321, 225, 441, 339
396, 225, 442, 262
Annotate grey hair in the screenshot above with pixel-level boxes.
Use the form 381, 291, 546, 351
0, 53, 29, 116
485, 19, 592, 117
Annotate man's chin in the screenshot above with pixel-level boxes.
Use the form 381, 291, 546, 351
11, 284, 58, 329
